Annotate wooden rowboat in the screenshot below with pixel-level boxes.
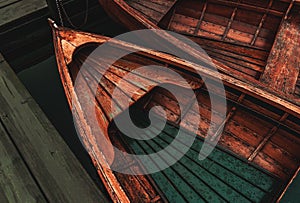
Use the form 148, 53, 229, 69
98, 0, 300, 101
50, 20, 300, 202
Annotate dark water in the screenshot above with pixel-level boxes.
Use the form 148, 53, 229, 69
18, 55, 110, 192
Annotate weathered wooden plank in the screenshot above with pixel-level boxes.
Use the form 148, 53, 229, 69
0, 54, 108, 202
128, 0, 176, 22
0, 0, 47, 27
0, 0, 20, 8
260, 8, 300, 95
127, 1, 165, 23
0, 121, 46, 203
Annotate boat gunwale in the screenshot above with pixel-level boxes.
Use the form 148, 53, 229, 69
50, 19, 131, 203
62, 31, 300, 112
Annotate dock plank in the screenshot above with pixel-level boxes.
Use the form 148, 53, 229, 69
0, 0, 47, 27
0, 53, 108, 202
0, 121, 46, 203
0, 0, 20, 9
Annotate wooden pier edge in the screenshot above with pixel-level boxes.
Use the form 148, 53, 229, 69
0, 0, 47, 28
0, 53, 108, 202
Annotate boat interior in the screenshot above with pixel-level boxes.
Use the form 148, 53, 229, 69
125, 0, 300, 88
63, 39, 300, 201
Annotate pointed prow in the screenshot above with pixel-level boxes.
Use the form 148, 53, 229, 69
48, 18, 59, 30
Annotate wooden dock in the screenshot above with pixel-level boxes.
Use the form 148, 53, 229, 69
0, 0, 117, 73
0, 0, 47, 27
0, 53, 108, 202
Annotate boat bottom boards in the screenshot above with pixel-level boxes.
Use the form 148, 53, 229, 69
109, 106, 282, 203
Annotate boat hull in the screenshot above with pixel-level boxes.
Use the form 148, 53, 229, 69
50, 21, 300, 202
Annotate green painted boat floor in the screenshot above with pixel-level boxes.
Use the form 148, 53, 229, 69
112, 107, 283, 203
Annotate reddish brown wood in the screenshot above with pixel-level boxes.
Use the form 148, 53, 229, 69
260, 8, 300, 96
250, 0, 274, 46
98, 0, 298, 102
50, 20, 300, 202
193, 0, 207, 36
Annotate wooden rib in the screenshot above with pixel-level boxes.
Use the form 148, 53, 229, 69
247, 113, 289, 161
284, 0, 295, 20
222, 1, 239, 40
193, 0, 207, 36
184, 84, 293, 178
170, 13, 273, 50
209, 0, 284, 16
210, 94, 245, 141
250, 0, 274, 46
140, 62, 296, 181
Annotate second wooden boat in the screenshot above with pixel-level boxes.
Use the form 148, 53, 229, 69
98, 0, 300, 100
50, 20, 300, 202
